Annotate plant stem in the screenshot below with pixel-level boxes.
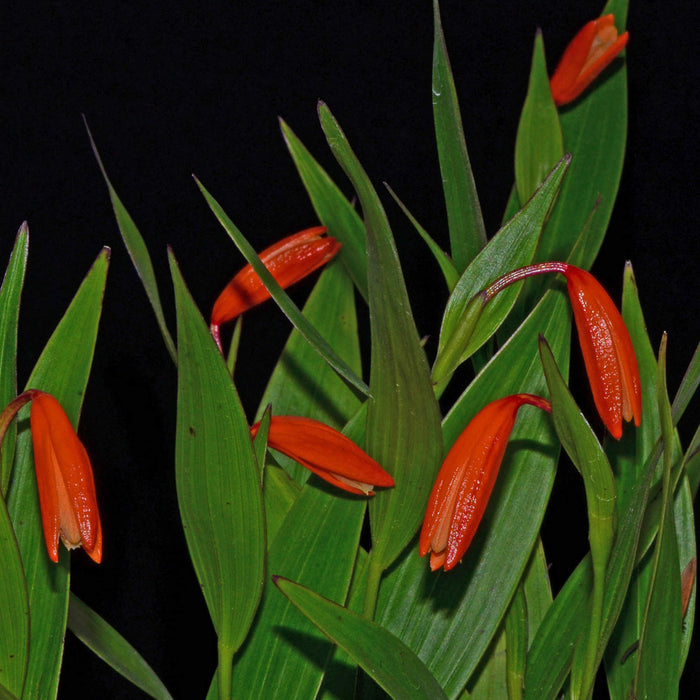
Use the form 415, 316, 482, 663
362, 554, 384, 620
217, 640, 234, 700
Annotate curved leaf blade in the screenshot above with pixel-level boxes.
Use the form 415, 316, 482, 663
7, 248, 110, 699
67, 595, 173, 700
169, 252, 265, 680
318, 102, 443, 572
275, 576, 449, 700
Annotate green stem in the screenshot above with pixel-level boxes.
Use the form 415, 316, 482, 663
362, 554, 384, 620
217, 640, 235, 700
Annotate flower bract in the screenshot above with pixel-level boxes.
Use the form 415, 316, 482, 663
251, 415, 394, 496
420, 394, 551, 571
549, 14, 628, 106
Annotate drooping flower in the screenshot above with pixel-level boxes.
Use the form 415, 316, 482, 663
420, 394, 551, 571
251, 415, 394, 496
210, 226, 341, 349
484, 262, 642, 439
24, 391, 102, 563
549, 14, 629, 106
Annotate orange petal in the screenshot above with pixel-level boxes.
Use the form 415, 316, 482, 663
550, 14, 628, 106
30, 392, 102, 563
251, 415, 394, 496
211, 226, 340, 328
420, 395, 551, 571
563, 266, 641, 439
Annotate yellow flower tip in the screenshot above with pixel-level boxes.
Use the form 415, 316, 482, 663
251, 415, 394, 496
28, 391, 102, 563
210, 226, 341, 328
420, 395, 551, 571
550, 14, 628, 106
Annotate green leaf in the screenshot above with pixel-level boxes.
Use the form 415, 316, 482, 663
504, 586, 527, 700
514, 31, 564, 205
376, 291, 571, 697
0, 490, 28, 698
195, 178, 369, 398
169, 251, 265, 698
432, 0, 486, 271
275, 576, 449, 700
318, 102, 443, 578
467, 626, 507, 700
85, 120, 176, 363
539, 337, 616, 699
280, 119, 368, 301
634, 336, 683, 698
231, 479, 365, 699
0, 226, 28, 697
671, 342, 699, 427
7, 248, 110, 700
0, 224, 28, 493
434, 155, 570, 383
67, 595, 173, 700
256, 262, 362, 485
523, 557, 591, 700
385, 183, 460, 293
0, 683, 19, 700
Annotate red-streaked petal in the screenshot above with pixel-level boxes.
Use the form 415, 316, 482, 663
251, 415, 394, 495
563, 266, 641, 439
420, 395, 551, 571
30, 392, 102, 563
29, 399, 61, 562
211, 226, 340, 326
550, 14, 628, 106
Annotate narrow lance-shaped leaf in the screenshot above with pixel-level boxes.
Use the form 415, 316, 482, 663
634, 335, 683, 698
318, 102, 443, 579
67, 595, 173, 700
539, 336, 616, 700
85, 119, 176, 363
0, 224, 30, 700
0, 224, 28, 492
169, 251, 265, 699
231, 478, 365, 699
0, 491, 28, 698
385, 184, 460, 293
274, 576, 449, 700
433, 155, 570, 384
256, 262, 362, 486
376, 291, 571, 697
280, 119, 368, 301
7, 248, 109, 700
432, 0, 486, 271
195, 177, 369, 398
514, 30, 564, 204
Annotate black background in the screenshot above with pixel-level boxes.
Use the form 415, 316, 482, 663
3, 1, 698, 697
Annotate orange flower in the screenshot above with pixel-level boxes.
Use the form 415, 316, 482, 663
210, 226, 341, 349
420, 394, 551, 571
484, 262, 642, 439
549, 14, 628, 106
28, 391, 102, 563
251, 415, 394, 496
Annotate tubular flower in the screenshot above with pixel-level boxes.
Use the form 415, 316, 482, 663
484, 262, 642, 439
210, 226, 341, 349
251, 415, 394, 496
549, 14, 628, 106
420, 394, 551, 571
29, 391, 102, 563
